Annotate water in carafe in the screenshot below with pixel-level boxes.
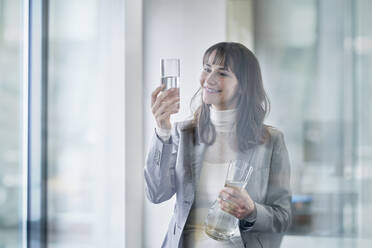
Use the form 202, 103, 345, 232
204, 199, 238, 240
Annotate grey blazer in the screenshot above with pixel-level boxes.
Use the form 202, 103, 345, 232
144, 120, 291, 248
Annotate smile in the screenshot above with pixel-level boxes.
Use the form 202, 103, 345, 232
204, 86, 222, 93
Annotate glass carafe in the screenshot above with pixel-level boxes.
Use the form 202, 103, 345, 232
204, 160, 253, 240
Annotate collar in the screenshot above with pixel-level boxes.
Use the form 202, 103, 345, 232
210, 106, 237, 133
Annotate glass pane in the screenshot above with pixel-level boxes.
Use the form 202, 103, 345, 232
47, 0, 125, 247
0, 0, 25, 247
356, 0, 372, 238
225, 0, 372, 246
142, 0, 372, 247
252, 0, 352, 239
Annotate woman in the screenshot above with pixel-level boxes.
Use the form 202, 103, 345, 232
145, 42, 291, 248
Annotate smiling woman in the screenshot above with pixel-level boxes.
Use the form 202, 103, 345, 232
145, 42, 291, 248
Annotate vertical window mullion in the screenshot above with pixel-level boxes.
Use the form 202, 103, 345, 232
27, 0, 49, 247
21, 0, 30, 247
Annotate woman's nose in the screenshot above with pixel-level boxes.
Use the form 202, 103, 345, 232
205, 71, 218, 85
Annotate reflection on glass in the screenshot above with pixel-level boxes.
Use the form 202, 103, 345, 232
252, 0, 355, 237
47, 0, 125, 247
0, 0, 24, 247
227, 0, 372, 245
356, 0, 372, 238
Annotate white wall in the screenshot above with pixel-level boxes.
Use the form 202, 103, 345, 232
143, 0, 226, 247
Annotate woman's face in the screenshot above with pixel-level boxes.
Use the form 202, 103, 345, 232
200, 53, 239, 110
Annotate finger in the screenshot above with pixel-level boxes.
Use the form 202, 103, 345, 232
151, 84, 165, 106
219, 191, 233, 201
220, 190, 250, 211
220, 193, 254, 218
222, 197, 239, 209
240, 188, 251, 197
230, 208, 245, 219
224, 187, 248, 203
219, 199, 234, 211
220, 188, 240, 200
156, 107, 179, 122
153, 93, 180, 114
219, 193, 237, 208
219, 192, 239, 206
219, 198, 239, 210
235, 198, 247, 209
156, 106, 179, 122
172, 87, 180, 96
151, 85, 164, 106
157, 108, 179, 122
157, 112, 170, 122
219, 200, 247, 219
156, 101, 180, 119
219, 201, 238, 218
152, 88, 178, 112
154, 97, 180, 118
229, 193, 250, 210
223, 186, 240, 196
235, 206, 252, 219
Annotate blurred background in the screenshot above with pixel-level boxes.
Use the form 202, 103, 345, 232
1, 0, 371, 247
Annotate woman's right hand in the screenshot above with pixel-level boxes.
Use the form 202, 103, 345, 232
151, 85, 180, 130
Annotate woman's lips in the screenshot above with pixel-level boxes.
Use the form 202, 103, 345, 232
204, 86, 222, 93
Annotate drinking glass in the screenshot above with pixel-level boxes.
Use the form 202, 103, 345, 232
161, 58, 180, 90
204, 160, 254, 241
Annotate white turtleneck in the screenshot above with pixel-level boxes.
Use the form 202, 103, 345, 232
203, 107, 239, 164
209, 106, 237, 133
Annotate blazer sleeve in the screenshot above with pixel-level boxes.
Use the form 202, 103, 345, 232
144, 123, 180, 204
241, 130, 292, 233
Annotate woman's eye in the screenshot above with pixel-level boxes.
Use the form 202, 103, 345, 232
203, 67, 211, 73
219, 72, 228, 77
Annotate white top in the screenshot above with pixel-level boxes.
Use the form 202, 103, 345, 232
183, 108, 244, 247
183, 162, 244, 248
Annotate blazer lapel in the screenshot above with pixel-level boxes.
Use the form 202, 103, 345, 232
190, 142, 207, 191
237, 146, 257, 163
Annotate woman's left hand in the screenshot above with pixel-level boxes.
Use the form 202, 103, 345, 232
218, 187, 255, 220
